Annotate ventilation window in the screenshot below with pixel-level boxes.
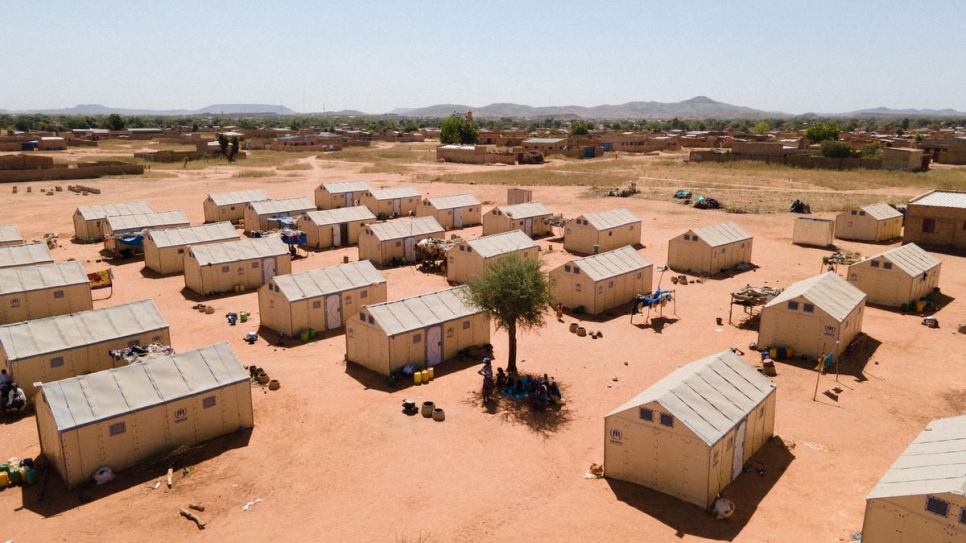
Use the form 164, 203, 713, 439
109, 422, 127, 436
252, 262, 259, 268
312, 301, 322, 309
871, 260, 880, 268
221, 266, 230, 273
883, 262, 893, 270
360, 313, 366, 322
413, 334, 421, 344
926, 496, 949, 517
787, 301, 799, 310
803, 304, 814, 313
202, 396, 216, 409
360, 290, 368, 299
659, 413, 674, 428
178, 248, 185, 254
564, 265, 571, 272
53, 290, 64, 299
639, 408, 654, 421
684, 234, 690, 241
50, 356, 64, 368
693, 236, 699, 242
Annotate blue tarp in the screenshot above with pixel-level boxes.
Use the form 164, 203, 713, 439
280, 230, 307, 245
267, 216, 297, 228
118, 233, 145, 247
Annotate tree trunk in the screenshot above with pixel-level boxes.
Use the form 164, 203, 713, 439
506, 320, 518, 374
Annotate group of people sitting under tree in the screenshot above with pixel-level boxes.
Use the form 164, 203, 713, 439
479, 360, 563, 409
0, 369, 25, 416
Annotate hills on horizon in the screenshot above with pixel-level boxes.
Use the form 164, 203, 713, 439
2, 97, 964, 120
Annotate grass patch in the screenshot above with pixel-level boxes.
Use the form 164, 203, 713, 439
231, 169, 275, 178
276, 162, 313, 171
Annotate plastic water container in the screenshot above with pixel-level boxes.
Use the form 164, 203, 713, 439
8, 467, 21, 484
240, 311, 249, 323
23, 469, 37, 486
414, 371, 422, 385
426, 367, 434, 380
421, 369, 430, 382
770, 347, 778, 359
0, 472, 8, 487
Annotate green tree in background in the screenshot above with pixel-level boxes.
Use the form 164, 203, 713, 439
804, 121, 839, 144
820, 139, 854, 158
571, 121, 590, 135
101, 113, 126, 131
752, 121, 771, 134
440, 114, 479, 145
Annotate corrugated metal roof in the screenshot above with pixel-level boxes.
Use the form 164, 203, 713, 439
367, 187, 421, 200
497, 201, 552, 220
864, 243, 941, 277
248, 197, 315, 215
580, 208, 641, 230
207, 189, 270, 207
425, 193, 481, 210
0, 299, 167, 360
146, 222, 238, 249
40, 342, 249, 432
566, 246, 652, 282
465, 230, 538, 259
523, 138, 566, 144
0, 242, 54, 269
765, 272, 866, 322
366, 285, 484, 336
859, 203, 903, 220
0, 261, 90, 295
909, 190, 966, 209
690, 222, 752, 247
607, 350, 775, 446
188, 237, 288, 266
271, 260, 385, 302
0, 225, 22, 245
365, 217, 444, 241
867, 415, 966, 500
302, 207, 376, 227
76, 201, 156, 221
321, 180, 371, 194
105, 211, 190, 233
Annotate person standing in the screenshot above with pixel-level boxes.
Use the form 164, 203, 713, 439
478, 358, 495, 404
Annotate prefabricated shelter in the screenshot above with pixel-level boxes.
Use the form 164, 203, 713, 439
103, 210, 191, 253
667, 222, 753, 275
73, 201, 156, 242
314, 180, 372, 210
507, 188, 532, 205
846, 243, 941, 308
345, 285, 490, 375
446, 230, 540, 285
360, 187, 422, 218
415, 194, 482, 229
550, 246, 653, 315
862, 414, 966, 543
882, 146, 926, 172
0, 261, 94, 325
183, 237, 291, 296
258, 260, 387, 337
0, 299, 170, 402
203, 189, 269, 223
834, 203, 903, 242
604, 350, 776, 509
297, 207, 376, 250
793, 217, 835, 247
143, 222, 239, 275
357, 216, 445, 266
0, 242, 54, 270
481, 201, 554, 238
903, 190, 966, 252
34, 342, 253, 489
0, 225, 23, 247
758, 272, 866, 360
564, 207, 642, 254
242, 197, 315, 234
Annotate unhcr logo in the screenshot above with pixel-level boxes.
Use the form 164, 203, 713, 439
609, 428, 623, 445
174, 407, 188, 423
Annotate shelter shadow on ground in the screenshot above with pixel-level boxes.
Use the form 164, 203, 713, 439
21, 429, 252, 517
252, 324, 334, 351
344, 353, 488, 393
605, 436, 795, 541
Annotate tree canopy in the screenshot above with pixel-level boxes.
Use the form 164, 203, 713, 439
819, 139, 854, 158
804, 122, 839, 144
570, 121, 590, 135
440, 114, 479, 145
463, 254, 555, 374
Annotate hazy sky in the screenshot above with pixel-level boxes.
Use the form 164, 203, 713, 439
3, 1, 964, 115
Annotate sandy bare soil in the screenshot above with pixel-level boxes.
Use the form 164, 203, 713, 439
1, 147, 964, 543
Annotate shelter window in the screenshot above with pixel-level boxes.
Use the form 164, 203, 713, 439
630, 225, 634, 231
608, 231, 613, 236
574, 267, 580, 275
859, 211, 866, 216
883, 262, 893, 270
637, 272, 642, 279
565, 265, 571, 272
109, 422, 127, 436
787, 301, 799, 311
692, 236, 699, 242
312, 301, 322, 309
467, 247, 472, 253
360, 312, 366, 322
53, 290, 64, 299
395, 241, 402, 247
684, 234, 691, 241
368, 316, 374, 324
923, 218, 936, 233
851, 210, 857, 215
608, 281, 615, 288
202, 395, 217, 409
926, 496, 950, 517
221, 266, 230, 273
871, 260, 880, 268
463, 320, 471, 330
959, 508, 966, 525
360, 290, 368, 299
659, 413, 674, 428
413, 334, 421, 344
639, 408, 654, 422
252, 262, 259, 268
268, 283, 274, 291
50, 356, 64, 368
459, 246, 465, 252
230, 206, 235, 211
803, 304, 815, 313
178, 248, 185, 254
721, 248, 726, 254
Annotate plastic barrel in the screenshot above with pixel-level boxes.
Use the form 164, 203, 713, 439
770, 347, 778, 359
421, 369, 429, 383
23, 469, 37, 486
786, 347, 793, 358
8, 467, 21, 484
240, 312, 248, 323
916, 300, 926, 312
414, 371, 422, 385
0, 472, 8, 487
300, 330, 309, 342
777, 347, 786, 359
427, 367, 434, 380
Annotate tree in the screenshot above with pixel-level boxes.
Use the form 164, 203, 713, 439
440, 114, 479, 144
217, 133, 240, 162
860, 141, 882, 159
752, 121, 770, 134
102, 113, 126, 131
463, 254, 555, 374
571, 121, 590, 135
804, 121, 839, 144
820, 139, 854, 158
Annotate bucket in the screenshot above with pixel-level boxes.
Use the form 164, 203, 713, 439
240, 311, 248, 323
716, 317, 723, 325
233, 285, 240, 293
22, 469, 37, 486
7, 467, 21, 484
576, 327, 587, 337
414, 371, 422, 385
432, 408, 445, 422
777, 347, 786, 359
569, 323, 578, 333
421, 401, 435, 417
0, 464, 7, 473
915, 300, 926, 312
426, 367, 434, 380
421, 369, 430, 383
343, 256, 349, 264
785, 347, 793, 358
769, 347, 778, 359
300, 330, 310, 342
239, 284, 245, 292
387, 374, 397, 387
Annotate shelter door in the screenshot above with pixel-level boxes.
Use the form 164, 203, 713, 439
325, 294, 342, 330
332, 225, 342, 247
345, 192, 354, 207
404, 237, 416, 261
426, 325, 442, 366
393, 199, 402, 216
524, 218, 533, 236
731, 419, 748, 482
262, 257, 277, 282
340, 223, 349, 245
453, 208, 463, 228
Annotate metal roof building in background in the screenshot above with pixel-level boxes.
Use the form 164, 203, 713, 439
271, 260, 386, 303
908, 189, 966, 209
567, 245, 652, 282
188, 237, 289, 266
104, 211, 191, 234
321, 180, 371, 194
691, 221, 753, 247
367, 187, 422, 200
75, 201, 156, 221
858, 203, 903, 221
465, 230, 538, 259
247, 197, 315, 216
867, 415, 966, 500
365, 216, 445, 242
206, 189, 269, 207
496, 201, 552, 219
423, 194, 481, 210
0, 224, 23, 246
366, 285, 481, 337
301, 206, 376, 227
0, 261, 90, 296
865, 243, 941, 277
0, 242, 55, 270
765, 271, 866, 323
145, 222, 238, 249
582, 208, 640, 230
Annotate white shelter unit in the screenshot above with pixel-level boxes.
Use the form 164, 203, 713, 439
0, 299, 170, 401
73, 201, 156, 242
482, 201, 554, 238
360, 187, 422, 218
34, 342, 254, 489
315, 180, 371, 210
667, 222, 753, 275
0, 242, 55, 270
183, 237, 291, 296
203, 189, 270, 223
143, 222, 239, 275
243, 197, 315, 233
416, 194, 483, 229
792, 217, 835, 247
258, 260, 388, 337
103, 210, 191, 253
846, 243, 941, 308
758, 272, 866, 360
903, 190, 966, 252
550, 246, 653, 315
563, 208, 642, 254
297, 207, 376, 250
0, 261, 94, 325
835, 203, 904, 242
446, 230, 540, 285
604, 350, 777, 509
863, 415, 966, 543
357, 216, 445, 266
0, 225, 23, 247
345, 285, 490, 375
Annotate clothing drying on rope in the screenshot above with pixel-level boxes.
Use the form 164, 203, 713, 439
631, 289, 673, 314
